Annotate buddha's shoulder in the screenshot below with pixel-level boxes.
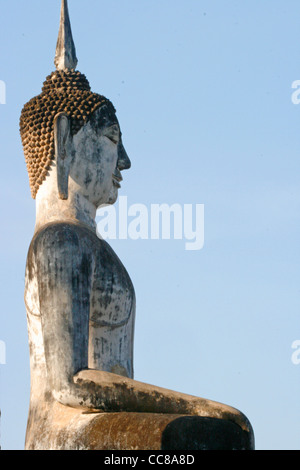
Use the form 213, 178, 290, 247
28, 221, 107, 255
26, 221, 132, 286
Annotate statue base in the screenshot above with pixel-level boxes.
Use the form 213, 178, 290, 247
25, 402, 254, 450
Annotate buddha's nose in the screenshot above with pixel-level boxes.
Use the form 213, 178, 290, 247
117, 139, 131, 170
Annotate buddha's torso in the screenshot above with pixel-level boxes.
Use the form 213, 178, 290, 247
24, 221, 135, 402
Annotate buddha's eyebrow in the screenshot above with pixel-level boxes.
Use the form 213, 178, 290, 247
103, 123, 120, 133
102, 123, 120, 144
106, 121, 119, 128
100, 114, 119, 129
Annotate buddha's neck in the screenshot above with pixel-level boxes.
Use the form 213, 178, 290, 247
35, 185, 97, 234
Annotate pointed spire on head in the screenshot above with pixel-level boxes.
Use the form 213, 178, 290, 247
54, 0, 78, 71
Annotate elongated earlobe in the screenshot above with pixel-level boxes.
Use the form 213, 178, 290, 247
54, 112, 73, 200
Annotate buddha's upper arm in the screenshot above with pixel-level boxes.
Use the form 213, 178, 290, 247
34, 225, 93, 310
32, 224, 94, 384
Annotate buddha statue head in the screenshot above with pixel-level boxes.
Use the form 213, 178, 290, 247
20, 0, 130, 217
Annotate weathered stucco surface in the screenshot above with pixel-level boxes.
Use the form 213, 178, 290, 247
25, 403, 253, 451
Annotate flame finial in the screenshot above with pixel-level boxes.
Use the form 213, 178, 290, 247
54, 0, 78, 71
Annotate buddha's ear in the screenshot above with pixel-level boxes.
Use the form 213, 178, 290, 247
54, 112, 73, 200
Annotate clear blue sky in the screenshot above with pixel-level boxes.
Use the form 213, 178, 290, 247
0, 0, 299, 450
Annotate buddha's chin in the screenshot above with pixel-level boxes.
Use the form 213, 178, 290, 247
106, 184, 119, 205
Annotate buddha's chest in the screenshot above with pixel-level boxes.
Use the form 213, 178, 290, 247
89, 247, 135, 328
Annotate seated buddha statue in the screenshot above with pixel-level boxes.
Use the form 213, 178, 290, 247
19, 0, 254, 450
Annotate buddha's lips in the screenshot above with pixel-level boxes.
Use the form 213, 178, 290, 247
112, 171, 122, 188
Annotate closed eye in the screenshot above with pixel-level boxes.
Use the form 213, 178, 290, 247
103, 124, 120, 145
